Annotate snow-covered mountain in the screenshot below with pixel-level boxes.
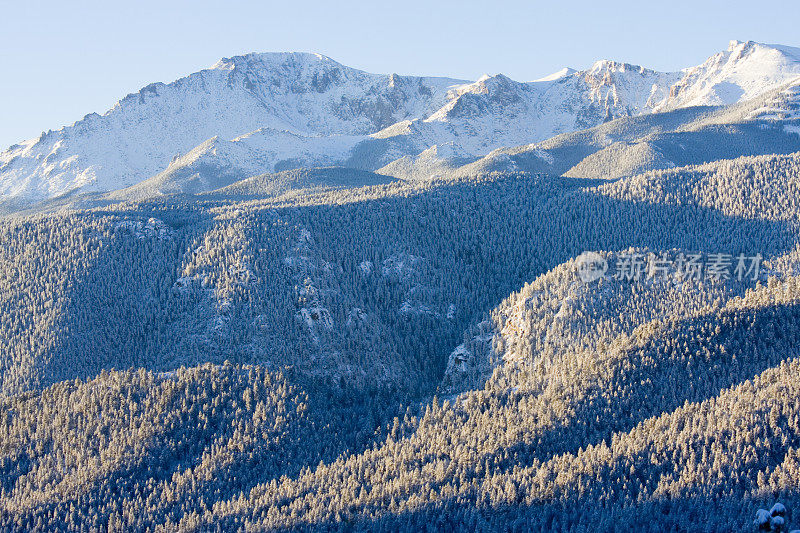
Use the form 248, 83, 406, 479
0, 53, 464, 201
363, 61, 681, 168
658, 40, 800, 110
2, 41, 800, 203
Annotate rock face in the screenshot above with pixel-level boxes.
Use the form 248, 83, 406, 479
2, 42, 800, 202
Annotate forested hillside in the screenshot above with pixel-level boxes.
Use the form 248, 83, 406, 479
1, 149, 800, 530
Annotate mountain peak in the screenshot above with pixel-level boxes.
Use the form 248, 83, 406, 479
587, 59, 652, 76
4, 42, 800, 202
534, 67, 577, 82
728, 39, 755, 52
660, 39, 800, 110
212, 51, 341, 71
722, 40, 800, 62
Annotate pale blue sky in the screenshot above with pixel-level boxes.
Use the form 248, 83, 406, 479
1, 0, 799, 149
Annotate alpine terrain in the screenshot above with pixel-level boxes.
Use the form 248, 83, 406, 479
1, 40, 800, 531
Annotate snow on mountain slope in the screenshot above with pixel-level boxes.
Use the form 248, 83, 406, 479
659, 40, 800, 110
533, 67, 577, 82
451, 79, 800, 181
3, 41, 800, 203
0, 53, 465, 201
427, 60, 677, 129
375, 143, 477, 181
371, 62, 680, 161
207, 166, 397, 198
373, 43, 800, 171
111, 129, 365, 200
746, 78, 800, 121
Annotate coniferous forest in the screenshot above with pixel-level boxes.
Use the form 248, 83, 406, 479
3, 38, 800, 532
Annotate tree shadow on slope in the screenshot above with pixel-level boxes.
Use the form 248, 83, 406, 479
11, 172, 799, 528
482, 300, 800, 471
302, 344, 800, 532
309, 489, 800, 532
197, 177, 800, 529
33, 205, 213, 390
32, 173, 796, 394
238, 174, 797, 394
649, 123, 800, 169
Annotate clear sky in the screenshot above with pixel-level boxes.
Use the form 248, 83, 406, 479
1, 0, 799, 150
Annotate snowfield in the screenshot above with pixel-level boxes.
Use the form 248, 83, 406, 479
4, 41, 800, 203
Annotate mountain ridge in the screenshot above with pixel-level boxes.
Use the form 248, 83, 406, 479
3, 41, 800, 204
